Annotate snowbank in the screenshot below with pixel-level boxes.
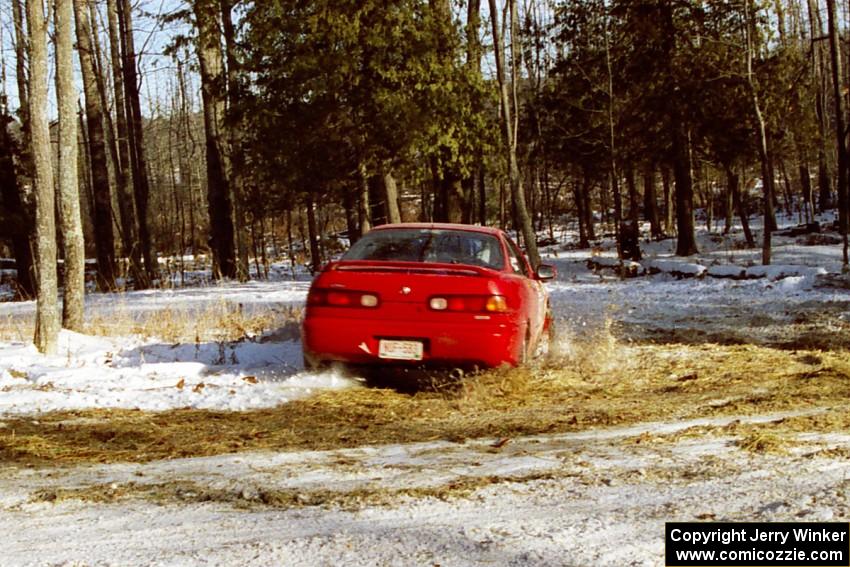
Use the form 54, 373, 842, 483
745, 265, 827, 281
0, 330, 358, 415
706, 264, 748, 279
645, 259, 707, 278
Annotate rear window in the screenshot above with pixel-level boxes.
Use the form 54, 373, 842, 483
344, 229, 505, 270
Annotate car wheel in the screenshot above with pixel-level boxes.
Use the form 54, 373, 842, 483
535, 314, 557, 360
517, 330, 530, 366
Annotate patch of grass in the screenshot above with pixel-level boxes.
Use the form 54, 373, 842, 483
1, 337, 849, 468
0, 314, 33, 342
804, 447, 850, 460
86, 300, 301, 343
0, 298, 302, 344
30, 472, 563, 511
736, 432, 792, 455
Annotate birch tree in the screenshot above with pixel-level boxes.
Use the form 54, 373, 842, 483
27, 0, 59, 354
56, 0, 85, 329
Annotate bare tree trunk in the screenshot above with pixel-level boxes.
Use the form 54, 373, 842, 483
444, 174, 464, 223
643, 165, 662, 238
56, 0, 85, 329
727, 166, 755, 247
825, 0, 849, 266
799, 159, 815, 223
220, 0, 249, 281
259, 214, 269, 278
342, 187, 359, 244
724, 166, 735, 234
582, 172, 596, 241
193, 0, 237, 279
383, 168, 402, 224
428, 0, 467, 223
88, 0, 125, 248
626, 164, 639, 224
358, 161, 372, 235
604, 13, 624, 257
78, 105, 94, 208
86, 0, 121, 209
176, 57, 200, 257
27, 0, 59, 354
174, 57, 193, 272
808, 0, 833, 211
0, 114, 35, 299
478, 166, 487, 225
661, 165, 674, 234
703, 167, 714, 233
489, 0, 540, 268
12, 0, 30, 142
286, 206, 295, 274
464, 0, 484, 225
104, 0, 143, 286
8, 0, 38, 300
672, 124, 698, 256
119, 0, 156, 283
573, 176, 588, 249
75, 0, 117, 290
305, 194, 321, 274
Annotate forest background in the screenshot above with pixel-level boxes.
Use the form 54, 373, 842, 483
1, 0, 849, 353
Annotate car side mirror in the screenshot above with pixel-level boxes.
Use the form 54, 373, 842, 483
536, 264, 557, 281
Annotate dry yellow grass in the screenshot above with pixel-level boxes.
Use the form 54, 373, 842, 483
29, 471, 564, 510
735, 432, 792, 455
0, 298, 302, 344
85, 300, 302, 343
1, 331, 848, 468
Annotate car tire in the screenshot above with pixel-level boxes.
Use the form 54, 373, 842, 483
517, 329, 530, 366
536, 314, 557, 360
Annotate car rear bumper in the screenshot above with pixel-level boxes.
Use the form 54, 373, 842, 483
302, 312, 523, 368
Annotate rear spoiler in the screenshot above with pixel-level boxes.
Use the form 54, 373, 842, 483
326, 260, 493, 277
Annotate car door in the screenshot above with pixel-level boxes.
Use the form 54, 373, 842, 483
503, 235, 545, 346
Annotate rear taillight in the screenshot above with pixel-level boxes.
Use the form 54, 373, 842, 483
308, 289, 380, 308
428, 295, 509, 313
484, 295, 508, 312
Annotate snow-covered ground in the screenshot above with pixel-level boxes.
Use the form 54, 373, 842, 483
2, 411, 848, 566
0, 251, 848, 415
0, 280, 366, 414
0, 218, 848, 565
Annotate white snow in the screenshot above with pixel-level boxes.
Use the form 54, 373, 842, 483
0, 330, 358, 414
0, 214, 848, 565
645, 259, 707, 277
706, 264, 748, 279
588, 256, 623, 267
745, 264, 827, 281
0, 279, 363, 415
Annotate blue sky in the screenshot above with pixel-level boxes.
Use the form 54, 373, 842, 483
0, 0, 194, 120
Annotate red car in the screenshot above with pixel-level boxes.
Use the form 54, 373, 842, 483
302, 223, 556, 371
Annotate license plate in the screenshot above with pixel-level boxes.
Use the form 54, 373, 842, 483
378, 340, 424, 361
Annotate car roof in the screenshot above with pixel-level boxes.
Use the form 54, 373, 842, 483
371, 222, 504, 237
